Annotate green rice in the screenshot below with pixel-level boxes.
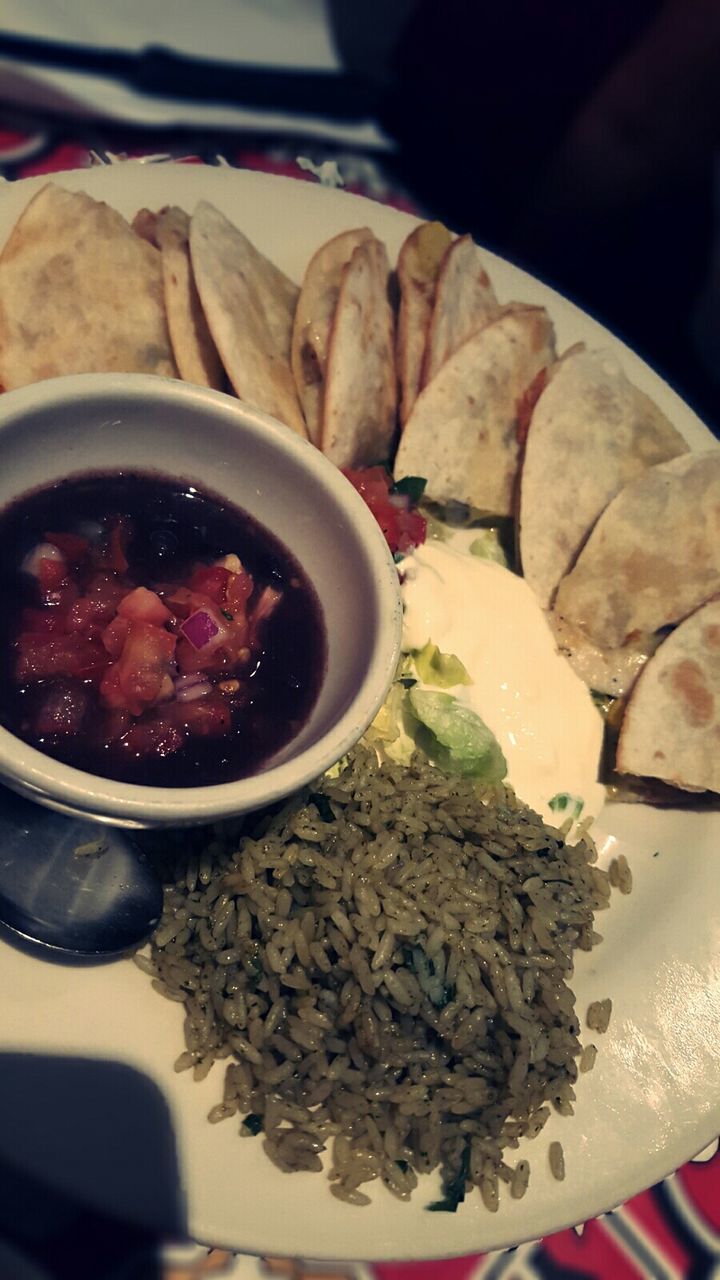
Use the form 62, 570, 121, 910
139, 746, 614, 1209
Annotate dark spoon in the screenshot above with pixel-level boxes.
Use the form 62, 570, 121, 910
0, 786, 163, 960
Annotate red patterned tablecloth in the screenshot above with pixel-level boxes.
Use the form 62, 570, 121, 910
0, 118, 717, 1280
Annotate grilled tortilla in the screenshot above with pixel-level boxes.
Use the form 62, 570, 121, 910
520, 348, 688, 610
553, 451, 720, 649
321, 237, 397, 467
154, 206, 224, 390
0, 183, 176, 388
395, 305, 556, 515
616, 597, 720, 793
190, 201, 305, 435
396, 221, 452, 425
291, 228, 373, 444
421, 233, 498, 388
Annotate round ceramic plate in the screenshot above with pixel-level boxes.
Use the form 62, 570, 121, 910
0, 164, 717, 1262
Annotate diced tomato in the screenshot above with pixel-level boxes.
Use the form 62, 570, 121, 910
100, 621, 176, 716
16, 633, 107, 681
189, 565, 232, 607
342, 466, 427, 555
44, 531, 90, 563
67, 573, 128, 634
102, 614, 132, 659
37, 556, 68, 593
117, 585, 172, 627
226, 569, 254, 616
35, 681, 89, 736
170, 695, 232, 737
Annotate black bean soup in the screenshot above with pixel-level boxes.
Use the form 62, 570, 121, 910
0, 471, 326, 787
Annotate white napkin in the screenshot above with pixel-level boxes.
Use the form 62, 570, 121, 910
0, 0, 389, 148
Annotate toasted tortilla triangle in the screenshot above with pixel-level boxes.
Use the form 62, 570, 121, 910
291, 227, 373, 444
321, 237, 397, 467
189, 201, 305, 435
396, 221, 452, 424
553, 451, 720, 649
420, 234, 498, 388
616, 597, 720, 793
153, 206, 225, 390
0, 183, 177, 388
550, 611, 659, 697
519, 348, 688, 609
395, 305, 556, 515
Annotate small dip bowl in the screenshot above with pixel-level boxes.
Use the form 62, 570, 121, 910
0, 374, 402, 826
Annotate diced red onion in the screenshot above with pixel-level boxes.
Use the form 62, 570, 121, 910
180, 609, 220, 650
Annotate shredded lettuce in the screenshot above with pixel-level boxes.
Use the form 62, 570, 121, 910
365, 681, 417, 765
469, 529, 508, 567
413, 641, 471, 689
407, 689, 507, 781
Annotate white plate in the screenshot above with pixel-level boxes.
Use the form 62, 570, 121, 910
0, 164, 718, 1261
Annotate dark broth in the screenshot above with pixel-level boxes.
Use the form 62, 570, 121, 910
0, 471, 326, 787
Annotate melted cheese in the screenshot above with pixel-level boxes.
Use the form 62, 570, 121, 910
401, 541, 605, 823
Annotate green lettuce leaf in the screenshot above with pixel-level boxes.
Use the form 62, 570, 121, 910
413, 641, 472, 689
407, 689, 507, 781
469, 529, 508, 567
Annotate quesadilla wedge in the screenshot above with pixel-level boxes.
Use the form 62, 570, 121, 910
0, 184, 177, 388
291, 227, 373, 444
553, 451, 720, 650
395, 305, 556, 515
420, 233, 498, 388
550, 611, 660, 698
321, 237, 397, 467
519, 348, 688, 610
189, 201, 305, 435
154, 206, 225, 390
396, 221, 452, 424
616, 597, 720, 793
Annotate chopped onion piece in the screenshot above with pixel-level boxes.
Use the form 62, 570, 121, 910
176, 679, 213, 703
252, 586, 282, 626
217, 553, 242, 573
180, 609, 221, 650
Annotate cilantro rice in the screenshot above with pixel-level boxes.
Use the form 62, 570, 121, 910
138, 747, 614, 1209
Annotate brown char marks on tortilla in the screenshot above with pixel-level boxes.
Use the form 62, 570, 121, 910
519, 348, 688, 612
553, 451, 720, 650
395, 304, 555, 516
420, 233, 499, 389
321, 237, 397, 468
617, 596, 720, 793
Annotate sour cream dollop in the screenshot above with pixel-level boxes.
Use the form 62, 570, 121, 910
400, 541, 605, 823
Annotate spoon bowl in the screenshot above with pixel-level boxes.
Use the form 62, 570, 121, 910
0, 786, 163, 959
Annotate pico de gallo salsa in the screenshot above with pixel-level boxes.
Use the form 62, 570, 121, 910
0, 472, 325, 787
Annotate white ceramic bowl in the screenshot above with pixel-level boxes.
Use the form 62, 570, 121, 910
0, 374, 402, 826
